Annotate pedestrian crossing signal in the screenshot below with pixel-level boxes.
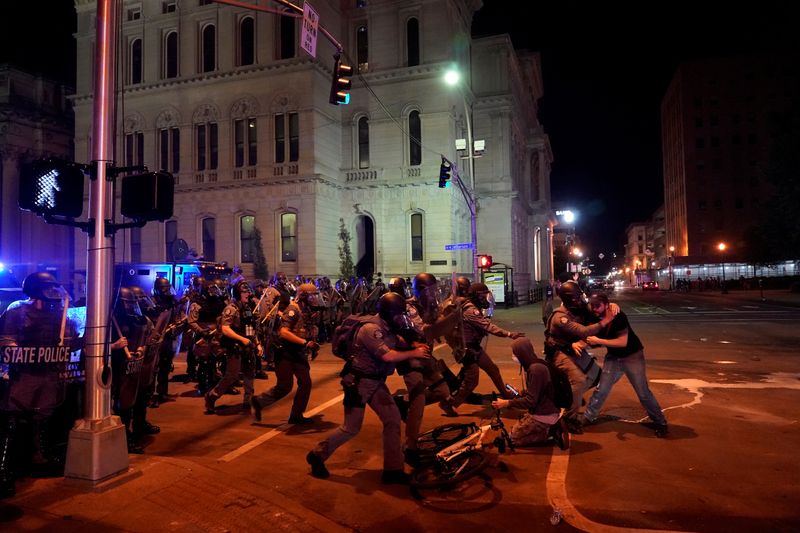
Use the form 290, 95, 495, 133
18, 159, 85, 218
478, 255, 493, 269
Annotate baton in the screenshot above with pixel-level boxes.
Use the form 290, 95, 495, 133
110, 316, 134, 359
58, 294, 70, 347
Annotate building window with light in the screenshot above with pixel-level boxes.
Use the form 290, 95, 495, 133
238, 16, 255, 66
202, 216, 215, 261
201, 24, 216, 73
196, 122, 218, 170
280, 212, 297, 262
165, 220, 178, 261
130, 38, 143, 84
164, 31, 179, 78
159, 127, 180, 173
406, 18, 419, 67
358, 116, 370, 169
240, 215, 256, 263
410, 213, 423, 261
234, 118, 257, 167
409, 110, 422, 166
356, 24, 368, 72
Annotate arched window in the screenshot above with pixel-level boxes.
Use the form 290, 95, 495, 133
410, 213, 423, 261
279, 11, 295, 59
240, 215, 256, 263
358, 116, 370, 169
239, 17, 255, 66
202, 217, 215, 261
406, 18, 419, 67
160, 126, 180, 172
234, 118, 257, 167
130, 38, 142, 84
201, 24, 216, 73
196, 122, 218, 170
280, 212, 297, 262
164, 31, 179, 78
356, 24, 368, 72
409, 110, 422, 166
165, 220, 178, 261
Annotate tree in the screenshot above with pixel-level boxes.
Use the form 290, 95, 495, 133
252, 226, 269, 281
338, 218, 354, 280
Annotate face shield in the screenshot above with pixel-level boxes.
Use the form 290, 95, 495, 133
390, 311, 415, 333
303, 291, 323, 308
40, 283, 68, 302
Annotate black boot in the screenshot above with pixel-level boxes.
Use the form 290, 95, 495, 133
0, 417, 16, 499
204, 392, 218, 415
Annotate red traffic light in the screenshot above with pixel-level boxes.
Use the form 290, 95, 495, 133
478, 255, 493, 269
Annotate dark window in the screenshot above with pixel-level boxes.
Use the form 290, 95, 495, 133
407, 18, 419, 66
127, 8, 141, 21
696, 138, 705, 149
279, 12, 295, 59
357, 24, 368, 72
235, 120, 245, 167
234, 118, 257, 167
165, 31, 178, 78
289, 112, 299, 162
160, 129, 170, 171
131, 39, 143, 84
130, 227, 141, 262
280, 213, 296, 262
162, 2, 176, 14
160, 128, 179, 172
358, 116, 370, 169
409, 111, 421, 166
202, 217, 215, 261
239, 17, 255, 66
165, 220, 178, 261
275, 114, 285, 163
125, 132, 144, 167
240, 215, 256, 263
196, 124, 206, 170
202, 25, 216, 73
172, 128, 180, 172
410, 213, 423, 261
209, 123, 218, 169
248, 118, 257, 165
196, 123, 217, 170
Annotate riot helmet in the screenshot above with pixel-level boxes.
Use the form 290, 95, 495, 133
22, 271, 67, 301
214, 279, 230, 301
152, 277, 176, 306
294, 283, 322, 308
558, 280, 586, 311
455, 276, 471, 297
115, 287, 142, 318
202, 278, 224, 300
376, 292, 414, 333
468, 282, 492, 309
130, 286, 155, 314
388, 277, 408, 298
271, 271, 288, 291
231, 280, 252, 301
412, 272, 439, 310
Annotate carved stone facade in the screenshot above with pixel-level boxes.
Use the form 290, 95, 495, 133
71, 0, 555, 296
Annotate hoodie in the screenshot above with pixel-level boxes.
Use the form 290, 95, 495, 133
508, 338, 559, 418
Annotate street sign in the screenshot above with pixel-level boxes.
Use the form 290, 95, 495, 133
444, 242, 474, 251
300, 2, 319, 58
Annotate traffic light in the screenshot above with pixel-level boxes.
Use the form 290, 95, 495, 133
478, 255, 493, 269
120, 171, 175, 221
19, 159, 86, 218
438, 158, 452, 188
329, 54, 353, 105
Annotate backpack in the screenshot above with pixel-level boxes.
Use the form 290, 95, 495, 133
331, 314, 379, 360
532, 359, 573, 409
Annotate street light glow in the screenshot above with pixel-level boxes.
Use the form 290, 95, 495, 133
718, 242, 727, 252
444, 69, 460, 86
669, 245, 675, 253
561, 210, 575, 224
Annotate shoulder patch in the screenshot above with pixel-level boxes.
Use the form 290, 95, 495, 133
287, 310, 296, 318
373, 329, 384, 339
559, 316, 569, 324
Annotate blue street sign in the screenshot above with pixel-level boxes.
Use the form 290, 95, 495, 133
444, 243, 474, 251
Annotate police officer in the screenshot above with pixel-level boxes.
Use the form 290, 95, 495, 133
150, 277, 185, 407
454, 276, 471, 298
306, 292, 432, 484
260, 272, 291, 371
182, 276, 205, 382
187, 279, 227, 395
544, 280, 616, 431
251, 283, 321, 424
0, 272, 80, 497
440, 282, 524, 417
204, 280, 257, 414
128, 287, 161, 442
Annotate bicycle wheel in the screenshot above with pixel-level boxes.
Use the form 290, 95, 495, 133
416, 423, 477, 454
410, 449, 491, 490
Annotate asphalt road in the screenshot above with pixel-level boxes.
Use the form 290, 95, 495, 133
4, 288, 800, 531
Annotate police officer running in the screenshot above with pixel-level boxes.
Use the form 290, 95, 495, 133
250, 283, 321, 424
306, 292, 432, 484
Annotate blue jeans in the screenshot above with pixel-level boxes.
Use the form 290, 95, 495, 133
584, 349, 667, 425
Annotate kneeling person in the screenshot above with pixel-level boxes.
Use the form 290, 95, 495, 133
492, 338, 569, 450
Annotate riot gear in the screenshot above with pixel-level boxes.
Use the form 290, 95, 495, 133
115, 287, 142, 318
203, 279, 224, 300
468, 282, 492, 310
21, 271, 66, 302
295, 283, 323, 308
455, 276, 471, 297
558, 280, 586, 312
231, 280, 252, 301
377, 292, 413, 333
388, 277, 408, 298
130, 286, 155, 316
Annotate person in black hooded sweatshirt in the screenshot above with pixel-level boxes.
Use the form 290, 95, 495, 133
492, 338, 569, 450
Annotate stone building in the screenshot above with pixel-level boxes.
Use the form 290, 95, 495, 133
72, 0, 555, 297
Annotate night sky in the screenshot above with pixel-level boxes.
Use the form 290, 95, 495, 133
2, 1, 796, 266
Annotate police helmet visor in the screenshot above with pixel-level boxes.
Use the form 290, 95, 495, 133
154, 278, 175, 297
40, 284, 68, 301
391, 312, 415, 332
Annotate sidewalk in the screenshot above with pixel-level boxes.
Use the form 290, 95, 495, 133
1, 455, 348, 532
678, 287, 800, 307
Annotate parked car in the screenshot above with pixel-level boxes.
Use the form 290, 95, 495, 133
642, 281, 659, 291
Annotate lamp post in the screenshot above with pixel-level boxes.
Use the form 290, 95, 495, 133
668, 245, 675, 290
718, 242, 728, 293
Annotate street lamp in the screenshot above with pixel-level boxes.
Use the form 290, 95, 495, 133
718, 242, 728, 293
668, 245, 675, 290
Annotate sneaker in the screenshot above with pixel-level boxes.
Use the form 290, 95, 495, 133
550, 418, 570, 451
394, 395, 410, 422
654, 424, 669, 438
126, 438, 145, 455
251, 397, 262, 422
564, 417, 584, 435
288, 415, 314, 425
380, 469, 410, 485
306, 451, 329, 479
439, 400, 458, 418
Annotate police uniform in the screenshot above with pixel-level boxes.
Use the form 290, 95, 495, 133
311, 319, 405, 472
187, 295, 226, 394
150, 293, 185, 405
251, 301, 313, 421
206, 299, 256, 410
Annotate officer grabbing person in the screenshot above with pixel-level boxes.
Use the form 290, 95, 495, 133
439, 282, 524, 417
251, 283, 321, 424
204, 280, 258, 414
0, 272, 81, 498
306, 292, 432, 484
